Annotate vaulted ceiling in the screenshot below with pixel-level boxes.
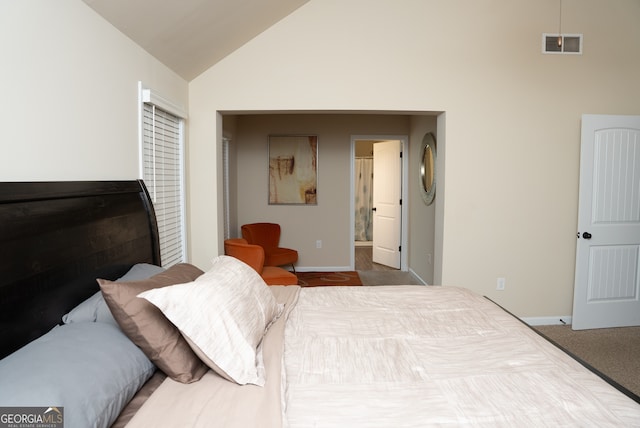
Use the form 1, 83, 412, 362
82, 0, 309, 81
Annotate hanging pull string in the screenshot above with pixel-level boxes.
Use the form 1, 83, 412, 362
558, 0, 563, 47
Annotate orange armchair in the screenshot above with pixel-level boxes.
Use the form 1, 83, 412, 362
224, 238, 298, 286
241, 223, 298, 272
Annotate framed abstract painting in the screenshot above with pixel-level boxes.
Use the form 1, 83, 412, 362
268, 135, 317, 205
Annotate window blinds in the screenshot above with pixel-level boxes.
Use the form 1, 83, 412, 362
142, 103, 185, 267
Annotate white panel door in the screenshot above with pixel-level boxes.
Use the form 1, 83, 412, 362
573, 114, 640, 330
372, 140, 401, 269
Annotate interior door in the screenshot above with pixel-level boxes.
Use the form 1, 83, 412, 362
372, 140, 401, 269
573, 114, 640, 330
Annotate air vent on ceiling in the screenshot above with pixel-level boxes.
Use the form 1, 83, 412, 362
542, 33, 582, 54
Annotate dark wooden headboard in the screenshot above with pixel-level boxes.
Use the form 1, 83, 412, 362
0, 180, 161, 358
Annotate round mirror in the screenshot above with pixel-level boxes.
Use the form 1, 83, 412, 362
419, 132, 436, 205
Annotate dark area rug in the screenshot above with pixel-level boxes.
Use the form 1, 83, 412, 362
297, 271, 362, 287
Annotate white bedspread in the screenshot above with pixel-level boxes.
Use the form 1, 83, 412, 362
125, 285, 640, 427
125, 286, 300, 428
282, 285, 640, 427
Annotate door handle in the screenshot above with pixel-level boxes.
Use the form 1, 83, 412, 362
582, 232, 592, 239
372, 207, 377, 212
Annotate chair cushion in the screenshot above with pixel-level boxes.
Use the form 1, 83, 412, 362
264, 247, 298, 267
261, 266, 298, 285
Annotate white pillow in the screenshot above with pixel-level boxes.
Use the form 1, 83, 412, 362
138, 255, 283, 386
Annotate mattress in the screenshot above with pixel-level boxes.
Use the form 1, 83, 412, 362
126, 285, 640, 427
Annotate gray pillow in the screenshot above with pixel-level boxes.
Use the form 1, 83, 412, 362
0, 322, 155, 428
62, 263, 165, 325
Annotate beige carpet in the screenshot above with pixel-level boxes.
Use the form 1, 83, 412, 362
534, 325, 640, 399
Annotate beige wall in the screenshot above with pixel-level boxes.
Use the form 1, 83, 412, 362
409, 116, 438, 284
229, 114, 410, 270
0, 0, 188, 181
189, 0, 640, 318
4, 0, 638, 320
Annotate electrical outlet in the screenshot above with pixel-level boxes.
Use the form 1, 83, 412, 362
316, 240, 322, 249
496, 277, 506, 291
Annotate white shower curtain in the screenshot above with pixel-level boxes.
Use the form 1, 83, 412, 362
354, 158, 373, 241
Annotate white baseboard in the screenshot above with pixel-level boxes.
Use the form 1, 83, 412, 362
521, 316, 572, 326
296, 266, 353, 272
408, 268, 428, 285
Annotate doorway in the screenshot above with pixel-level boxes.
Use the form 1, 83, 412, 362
351, 135, 408, 271
573, 114, 640, 329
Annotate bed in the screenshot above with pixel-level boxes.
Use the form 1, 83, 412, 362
0, 180, 639, 428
